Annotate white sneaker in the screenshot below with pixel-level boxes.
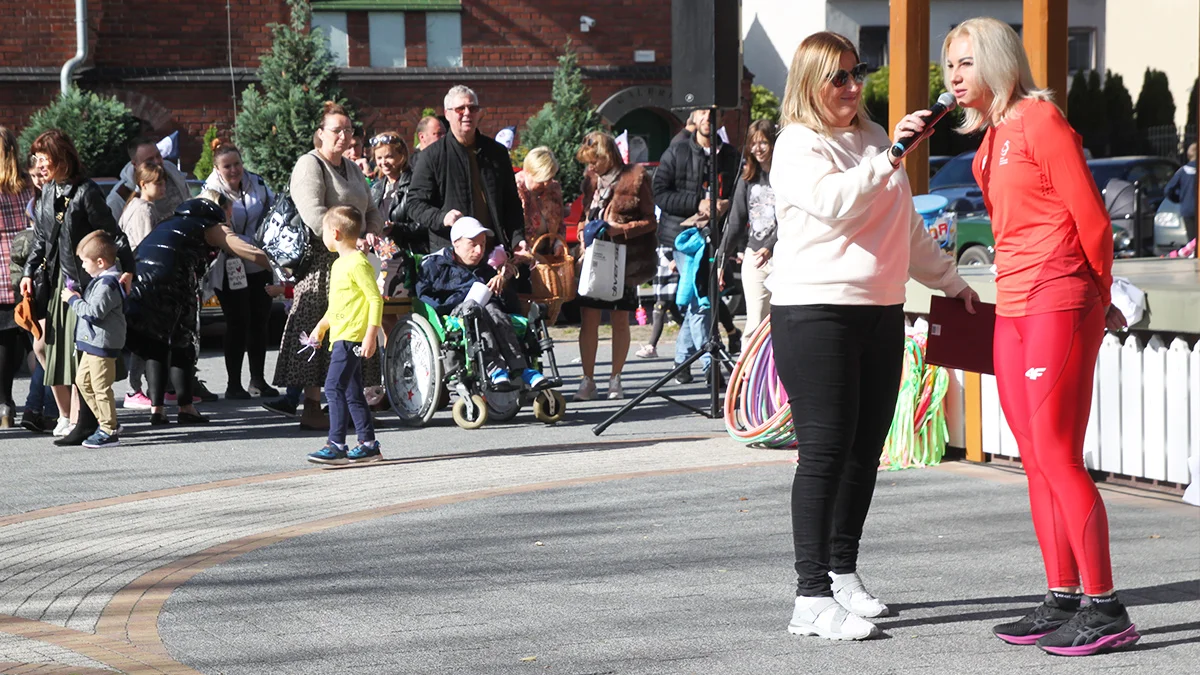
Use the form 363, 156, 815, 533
52, 417, 73, 437
830, 571, 890, 618
607, 375, 624, 400
788, 596, 878, 640
572, 377, 597, 402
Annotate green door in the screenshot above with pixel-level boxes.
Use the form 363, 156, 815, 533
613, 108, 674, 163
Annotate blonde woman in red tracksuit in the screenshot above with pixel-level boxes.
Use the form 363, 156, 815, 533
930, 18, 1139, 656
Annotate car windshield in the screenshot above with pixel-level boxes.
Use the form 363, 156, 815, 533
929, 154, 976, 189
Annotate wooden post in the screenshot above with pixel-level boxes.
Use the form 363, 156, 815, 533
889, 0, 930, 195
964, 372, 984, 462
1022, 0, 1069, 107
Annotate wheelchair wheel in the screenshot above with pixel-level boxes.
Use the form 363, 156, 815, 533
452, 394, 489, 429
385, 313, 443, 427
486, 389, 521, 422
532, 390, 567, 424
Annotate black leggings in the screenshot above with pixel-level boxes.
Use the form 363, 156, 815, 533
214, 270, 273, 386
772, 303, 905, 597
135, 335, 197, 408
0, 327, 26, 406
717, 299, 737, 334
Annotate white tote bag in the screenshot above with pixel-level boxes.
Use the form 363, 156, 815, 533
578, 238, 626, 302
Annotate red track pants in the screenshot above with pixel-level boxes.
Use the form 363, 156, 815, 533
993, 304, 1114, 595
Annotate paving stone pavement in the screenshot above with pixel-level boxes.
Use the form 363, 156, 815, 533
156, 464, 1199, 675
0, 337, 1196, 673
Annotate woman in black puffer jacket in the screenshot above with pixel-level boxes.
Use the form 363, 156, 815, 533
125, 195, 268, 426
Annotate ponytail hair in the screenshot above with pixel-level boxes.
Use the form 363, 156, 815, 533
314, 100, 350, 149
211, 136, 240, 163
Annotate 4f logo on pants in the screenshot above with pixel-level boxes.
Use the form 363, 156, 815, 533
1025, 367, 1047, 380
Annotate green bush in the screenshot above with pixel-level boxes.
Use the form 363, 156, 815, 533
1068, 70, 1109, 156
863, 63, 969, 157
193, 125, 219, 181
234, 0, 351, 191
522, 41, 602, 205
18, 88, 140, 178
750, 84, 780, 124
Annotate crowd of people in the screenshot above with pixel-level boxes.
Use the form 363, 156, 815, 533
0, 17, 1146, 656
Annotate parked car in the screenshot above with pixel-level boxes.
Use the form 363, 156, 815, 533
928, 155, 953, 180
1153, 198, 1190, 255
929, 151, 984, 213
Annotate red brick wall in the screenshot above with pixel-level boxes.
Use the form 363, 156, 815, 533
2, 0, 79, 67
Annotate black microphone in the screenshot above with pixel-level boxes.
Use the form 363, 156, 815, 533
890, 92, 958, 159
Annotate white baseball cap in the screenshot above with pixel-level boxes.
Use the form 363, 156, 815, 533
450, 216, 490, 242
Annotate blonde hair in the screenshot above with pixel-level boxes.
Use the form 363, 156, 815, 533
780, 32, 867, 135
943, 17, 1054, 133
0, 126, 30, 195
523, 146, 560, 183
199, 188, 233, 211
323, 205, 363, 239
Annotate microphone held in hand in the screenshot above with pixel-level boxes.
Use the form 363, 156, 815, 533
890, 92, 958, 159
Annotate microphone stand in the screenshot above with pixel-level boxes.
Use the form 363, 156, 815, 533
593, 105, 734, 435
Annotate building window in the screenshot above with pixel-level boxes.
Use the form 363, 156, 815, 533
1068, 28, 1096, 73
312, 12, 349, 67
427, 12, 463, 67
369, 12, 407, 67
859, 26, 888, 71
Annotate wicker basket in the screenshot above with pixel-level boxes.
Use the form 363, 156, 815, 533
518, 232, 575, 325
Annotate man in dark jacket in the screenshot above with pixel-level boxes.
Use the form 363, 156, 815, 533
1165, 143, 1198, 244
408, 115, 446, 171
407, 85, 525, 255
652, 109, 739, 384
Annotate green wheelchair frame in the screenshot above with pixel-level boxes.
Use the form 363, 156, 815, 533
382, 254, 568, 429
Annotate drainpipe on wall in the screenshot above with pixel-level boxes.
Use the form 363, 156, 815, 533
60, 0, 88, 95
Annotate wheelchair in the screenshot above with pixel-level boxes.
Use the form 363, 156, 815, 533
382, 268, 568, 430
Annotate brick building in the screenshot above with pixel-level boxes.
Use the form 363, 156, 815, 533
0, 0, 752, 177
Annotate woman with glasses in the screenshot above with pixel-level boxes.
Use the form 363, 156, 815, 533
769, 32, 977, 640
20, 130, 136, 446
263, 101, 384, 431
719, 119, 778, 336
203, 138, 278, 400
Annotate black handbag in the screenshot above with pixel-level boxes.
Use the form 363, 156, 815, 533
255, 191, 317, 282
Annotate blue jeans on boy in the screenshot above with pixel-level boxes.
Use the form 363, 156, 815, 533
673, 297, 711, 375
324, 340, 373, 446
24, 360, 58, 418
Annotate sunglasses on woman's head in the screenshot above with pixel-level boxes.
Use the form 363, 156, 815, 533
829, 63, 869, 88
370, 134, 399, 147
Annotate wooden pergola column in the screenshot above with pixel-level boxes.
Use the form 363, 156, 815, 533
1023, 0, 1069, 107
888, 0, 930, 196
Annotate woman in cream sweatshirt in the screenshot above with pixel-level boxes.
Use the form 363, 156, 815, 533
770, 32, 977, 642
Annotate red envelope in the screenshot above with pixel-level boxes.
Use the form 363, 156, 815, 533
924, 295, 996, 375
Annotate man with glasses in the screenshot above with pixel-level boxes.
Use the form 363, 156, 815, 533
408, 85, 525, 257
652, 108, 739, 386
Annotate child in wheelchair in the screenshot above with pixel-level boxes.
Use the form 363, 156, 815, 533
414, 217, 550, 392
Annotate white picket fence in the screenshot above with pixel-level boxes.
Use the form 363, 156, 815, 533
980, 335, 1199, 485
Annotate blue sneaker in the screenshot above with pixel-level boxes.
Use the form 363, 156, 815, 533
82, 429, 120, 449
307, 442, 348, 466
522, 368, 551, 390
347, 440, 383, 463
489, 368, 513, 390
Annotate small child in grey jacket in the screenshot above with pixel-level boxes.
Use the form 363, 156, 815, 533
61, 231, 127, 448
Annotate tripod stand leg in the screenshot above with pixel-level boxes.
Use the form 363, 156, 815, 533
591, 346, 713, 436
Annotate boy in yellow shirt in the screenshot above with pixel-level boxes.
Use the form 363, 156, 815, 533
307, 205, 383, 465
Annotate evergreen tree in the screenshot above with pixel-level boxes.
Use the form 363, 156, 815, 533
1067, 71, 1091, 137
862, 66, 889, 126
750, 84, 780, 123
1104, 71, 1139, 155
522, 41, 602, 204
234, 0, 348, 191
193, 125, 219, 181
1135, 68, 1176, 128
1086, 70, 1109, 156
18, 87, 140, 178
